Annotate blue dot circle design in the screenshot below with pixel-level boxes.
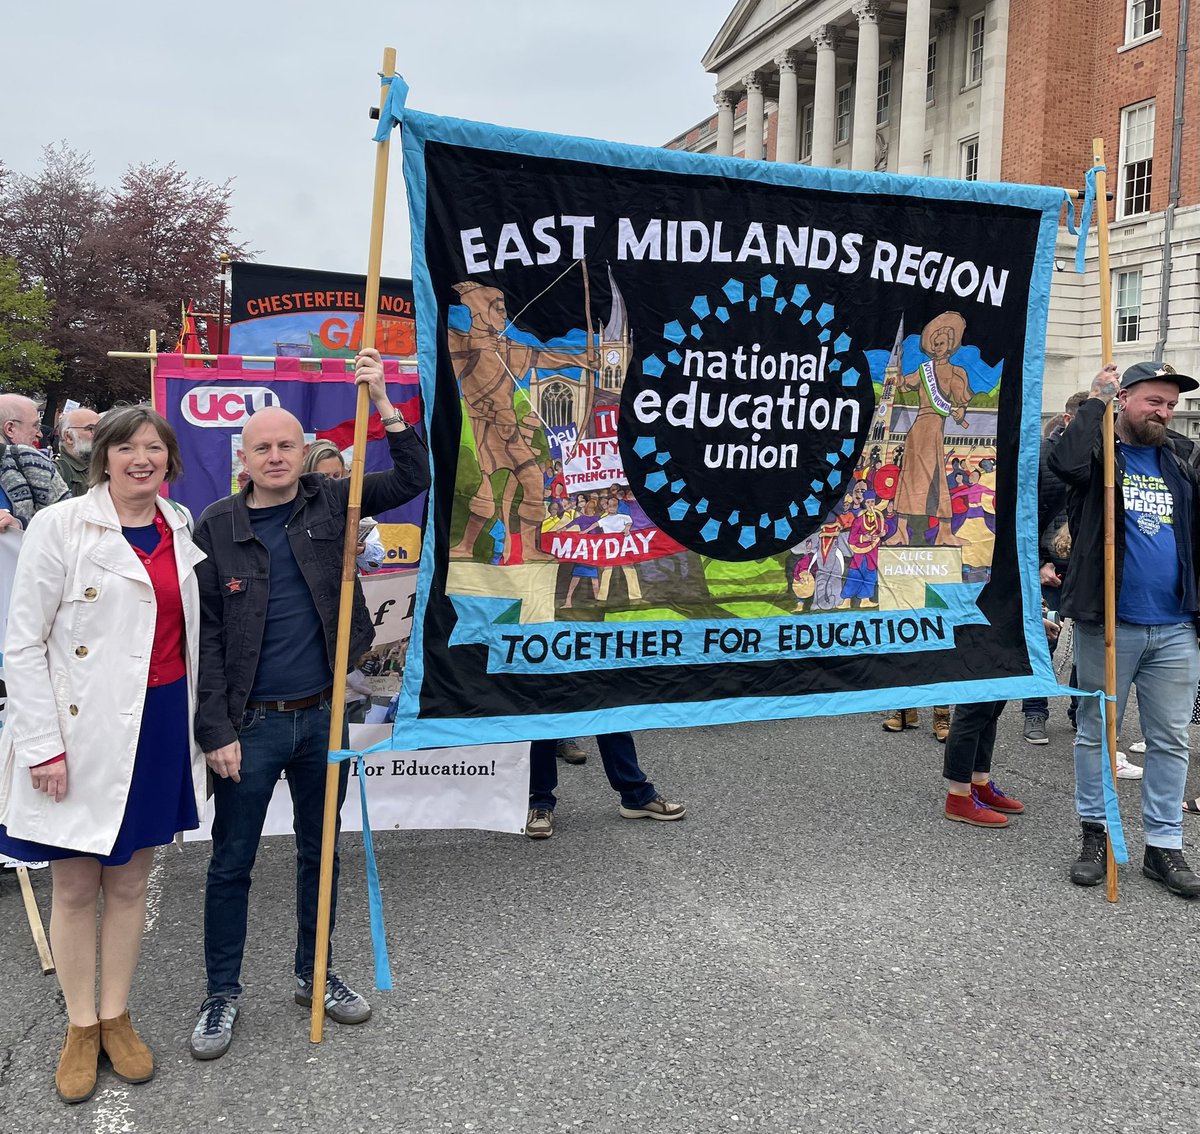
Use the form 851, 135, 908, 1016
625, 273, 871, 559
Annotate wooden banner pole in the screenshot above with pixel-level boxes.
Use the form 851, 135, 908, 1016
16, 867, 55, 975
1091, 138, 1120, 904
148, 330, 158, 414
108, 350, 418, 365
309, 46, 398, 1044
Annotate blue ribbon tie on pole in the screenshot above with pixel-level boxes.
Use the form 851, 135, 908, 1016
373, 73, 410, 142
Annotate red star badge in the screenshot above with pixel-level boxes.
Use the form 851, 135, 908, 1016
225, 577, 244, 594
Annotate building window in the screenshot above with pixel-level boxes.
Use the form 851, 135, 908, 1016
922, 152, 932, 177
1119, 100, 1155, 218
926, 39, 937, 104
835, 84, 852, 144
1115, 269, 1143, 343
801, 103, 814, 160
542, 382, 574, 428
966, 12, 985, 86
960, 137, 979, 181
877, 63, 892, 125
1126, 0, 1162, 41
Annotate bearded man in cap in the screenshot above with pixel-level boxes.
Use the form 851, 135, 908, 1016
1050, 360, 1200, 898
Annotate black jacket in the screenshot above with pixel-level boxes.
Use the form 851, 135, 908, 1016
1047, 396, 1200, 624
192, 427, 429, 751
1036, 426, 1070, 574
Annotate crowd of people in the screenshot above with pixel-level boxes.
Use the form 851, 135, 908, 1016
1, 355, 1200, 1106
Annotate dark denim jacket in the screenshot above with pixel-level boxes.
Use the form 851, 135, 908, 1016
192, 428, 429, 751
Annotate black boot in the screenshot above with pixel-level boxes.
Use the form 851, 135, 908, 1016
1070, 821, 1107, 887
1143, 845, 1200, 898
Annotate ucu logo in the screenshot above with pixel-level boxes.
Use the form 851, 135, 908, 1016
181, 387, 280, 427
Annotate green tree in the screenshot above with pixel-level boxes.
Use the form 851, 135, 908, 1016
0, 256, 61, 393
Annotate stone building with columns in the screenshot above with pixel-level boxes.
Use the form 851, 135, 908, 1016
667, 0, 1200, 435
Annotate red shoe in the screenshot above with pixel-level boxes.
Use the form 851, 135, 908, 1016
945, 791, 1009, 827
972, 780, 1025, 814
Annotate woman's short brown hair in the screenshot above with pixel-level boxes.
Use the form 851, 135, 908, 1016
88, 406, 184, 488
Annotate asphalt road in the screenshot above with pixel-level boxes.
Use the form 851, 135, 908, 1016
3, 703, 1200, 1134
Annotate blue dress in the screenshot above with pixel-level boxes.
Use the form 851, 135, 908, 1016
0, 522, 198, 866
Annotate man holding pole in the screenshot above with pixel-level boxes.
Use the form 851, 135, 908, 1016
1050, 361, 1200, 897
188, 348, 428, 1058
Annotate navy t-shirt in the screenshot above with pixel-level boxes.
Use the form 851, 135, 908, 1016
248, 501, 333, 700
1119, 444, 1190, 625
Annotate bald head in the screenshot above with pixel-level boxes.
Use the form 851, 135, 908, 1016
238, 407, 307, 506
241, 406, 303, 448
0, 394, 42, 448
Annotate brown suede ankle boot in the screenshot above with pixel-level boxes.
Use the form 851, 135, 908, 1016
100, 1011, 155, 1084
56, 1022, 100, 1103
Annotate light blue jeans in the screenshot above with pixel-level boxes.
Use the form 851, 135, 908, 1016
1073, 620, 1199, 848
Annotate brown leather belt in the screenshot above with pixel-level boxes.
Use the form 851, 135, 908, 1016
246, 687, 334, 713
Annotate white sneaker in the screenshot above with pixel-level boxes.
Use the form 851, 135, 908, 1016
1115, 751, 1144, 780
1129, 740, 1147, 754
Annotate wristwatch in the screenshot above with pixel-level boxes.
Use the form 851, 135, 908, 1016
379, 412, 406, 429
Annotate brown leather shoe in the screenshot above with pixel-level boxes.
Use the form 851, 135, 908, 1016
56, 1022, 100, 1104
100, 1011, 155, 1084
932, 706, 951, 743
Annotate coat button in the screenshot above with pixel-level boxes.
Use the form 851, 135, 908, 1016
75, 646, 88, 658
69, 705, 79, 716
83, 587, 98, 600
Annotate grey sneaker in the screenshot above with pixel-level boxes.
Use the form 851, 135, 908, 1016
295, 973, 371, 1025
190, 996, 238, 1060
526, 808, 555, 839
1023, 714, 1049, 745
619, 796, 686, 821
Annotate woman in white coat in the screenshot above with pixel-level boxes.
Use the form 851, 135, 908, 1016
0, 406, 206, 1103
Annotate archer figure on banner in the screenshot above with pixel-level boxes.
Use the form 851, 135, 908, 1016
886, 312, 974, 548
447, 281, 599, 564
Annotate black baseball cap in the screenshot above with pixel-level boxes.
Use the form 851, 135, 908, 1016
1120, 360, 1199, 393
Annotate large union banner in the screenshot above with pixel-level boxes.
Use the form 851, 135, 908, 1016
391, 109, 1064, 748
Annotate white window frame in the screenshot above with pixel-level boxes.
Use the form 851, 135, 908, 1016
1126, 0, 1162, 43
1115, 268, 1143, 343
877, 62, 892, 126
835, 83, 852, 144
965, 12, 985, 87
922, 152, 933, 178
960, 136, 980, 182
1118, 99, 1155, 219
926, 39, 937, 105
800, 103, 814, 161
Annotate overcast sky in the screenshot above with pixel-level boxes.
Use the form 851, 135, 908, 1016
4, 0, 735, 282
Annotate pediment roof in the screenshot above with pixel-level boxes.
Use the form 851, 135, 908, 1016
703, 0, 800, 71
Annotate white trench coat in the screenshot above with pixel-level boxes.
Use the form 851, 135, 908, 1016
0, 484, 207, 855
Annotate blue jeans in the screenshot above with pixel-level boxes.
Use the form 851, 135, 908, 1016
204, 701, 349, 998
529, 732, 657, 811
1073, 620, 1199, 848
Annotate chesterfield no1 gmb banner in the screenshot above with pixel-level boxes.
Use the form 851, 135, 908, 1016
228, 261, 416, 361
390, 107, 1064, 747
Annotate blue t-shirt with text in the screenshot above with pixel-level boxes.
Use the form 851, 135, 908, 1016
1119, 444, 1190, 625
